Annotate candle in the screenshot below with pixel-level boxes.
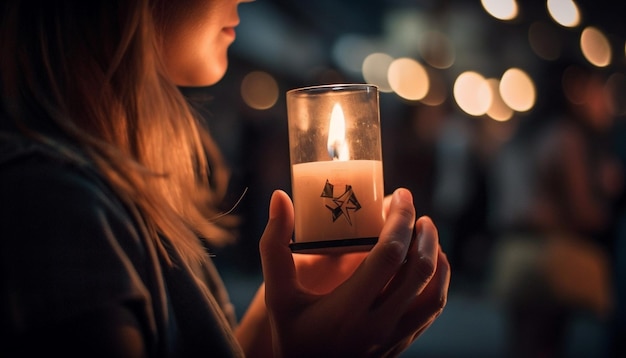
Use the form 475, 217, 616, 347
291, 159, 384, 246
286, 84, 384, 254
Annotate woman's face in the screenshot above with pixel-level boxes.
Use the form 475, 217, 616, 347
155, 0, 247, 87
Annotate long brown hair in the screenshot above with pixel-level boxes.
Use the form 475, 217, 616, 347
0, 0, 236, 264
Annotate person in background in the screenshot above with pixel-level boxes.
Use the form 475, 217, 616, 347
488, 59, 623, 357
0, 0, 450, 356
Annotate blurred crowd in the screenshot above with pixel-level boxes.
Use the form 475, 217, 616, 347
392, 59, 626, 356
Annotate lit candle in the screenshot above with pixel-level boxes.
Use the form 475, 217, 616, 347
287, 84, 384, 254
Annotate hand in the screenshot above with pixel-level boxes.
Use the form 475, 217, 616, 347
259, 188, 450, 357
290, 194, 403, 295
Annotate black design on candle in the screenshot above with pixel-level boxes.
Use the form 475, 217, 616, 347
321, 180, 362, 225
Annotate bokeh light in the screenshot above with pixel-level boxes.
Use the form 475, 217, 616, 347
240, 71, 279, 110
499, 68, 536, 112
562, 65, 588, 105
362, 52, 394, 93
453, 71, 492, 116
528, 21, 562, 61
481, 0, 518, 21
580, 26, 612, 67
486, 78, 514, 121
420, 68, 448, 106
419, 30, 456, 69
387, 58, 429, 101
607, 72, 626, 115
547, 0, 581, 28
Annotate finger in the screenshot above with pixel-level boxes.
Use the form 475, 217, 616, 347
375, 216, 439, 314
259, 190, 299, 305
336, 188, 415, 306
372, 249, 450, 355
393, 248, 450, 340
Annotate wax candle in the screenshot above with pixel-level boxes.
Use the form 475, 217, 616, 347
287, 84, 384, 254
291, 159, 384, 249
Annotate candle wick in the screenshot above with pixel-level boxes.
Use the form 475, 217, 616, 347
329, 140, 341, 160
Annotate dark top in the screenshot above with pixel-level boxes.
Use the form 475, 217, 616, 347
0, 132, 244, 357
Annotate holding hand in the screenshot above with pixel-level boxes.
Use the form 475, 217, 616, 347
259, 188, 450, 357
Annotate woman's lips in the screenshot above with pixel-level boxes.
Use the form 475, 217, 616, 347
222, 27, 236, 40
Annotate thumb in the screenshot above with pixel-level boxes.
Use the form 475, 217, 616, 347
259, 190, 298, 305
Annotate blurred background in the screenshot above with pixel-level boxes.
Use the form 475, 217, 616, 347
188, 0, 626, 356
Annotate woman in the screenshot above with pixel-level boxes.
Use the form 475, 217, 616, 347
0, 0, 450, 356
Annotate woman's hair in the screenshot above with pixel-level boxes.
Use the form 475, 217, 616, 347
0, 0, 237, 264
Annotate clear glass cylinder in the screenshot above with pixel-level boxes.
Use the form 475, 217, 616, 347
286, 84, 384, 254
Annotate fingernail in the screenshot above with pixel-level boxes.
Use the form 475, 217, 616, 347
394, 188, 412, 205
416, 218, 437, 274
269, 190, 281, 219
416, 219, 429, 251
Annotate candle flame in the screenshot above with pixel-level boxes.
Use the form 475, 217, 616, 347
327, 103, 349, 160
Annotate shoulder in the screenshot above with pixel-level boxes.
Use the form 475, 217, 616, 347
0, 142, 153, 333
3, 149, 101, 206
0, 132, 110, 216
0, 147, 136, 245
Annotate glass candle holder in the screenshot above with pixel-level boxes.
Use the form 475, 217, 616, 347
286, 84, 384, 254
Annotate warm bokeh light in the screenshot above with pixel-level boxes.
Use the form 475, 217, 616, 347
580, 26, 612, 68
240, 71, 279, 110
607, 72, 626, 116
562, 65, 587, 105
481, 0, 518, 21
546, 0, 580, 28
499, 68, 536, 112
453, 71, 492, 116
388, 58, 429, 101
486, 78, 514, 121
362, 52, 394, 93
528, 22, 562, 61
419, 30, 456, 69
420, 68, 447, 106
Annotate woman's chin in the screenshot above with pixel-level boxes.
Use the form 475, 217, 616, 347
172, 58, 228, 87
